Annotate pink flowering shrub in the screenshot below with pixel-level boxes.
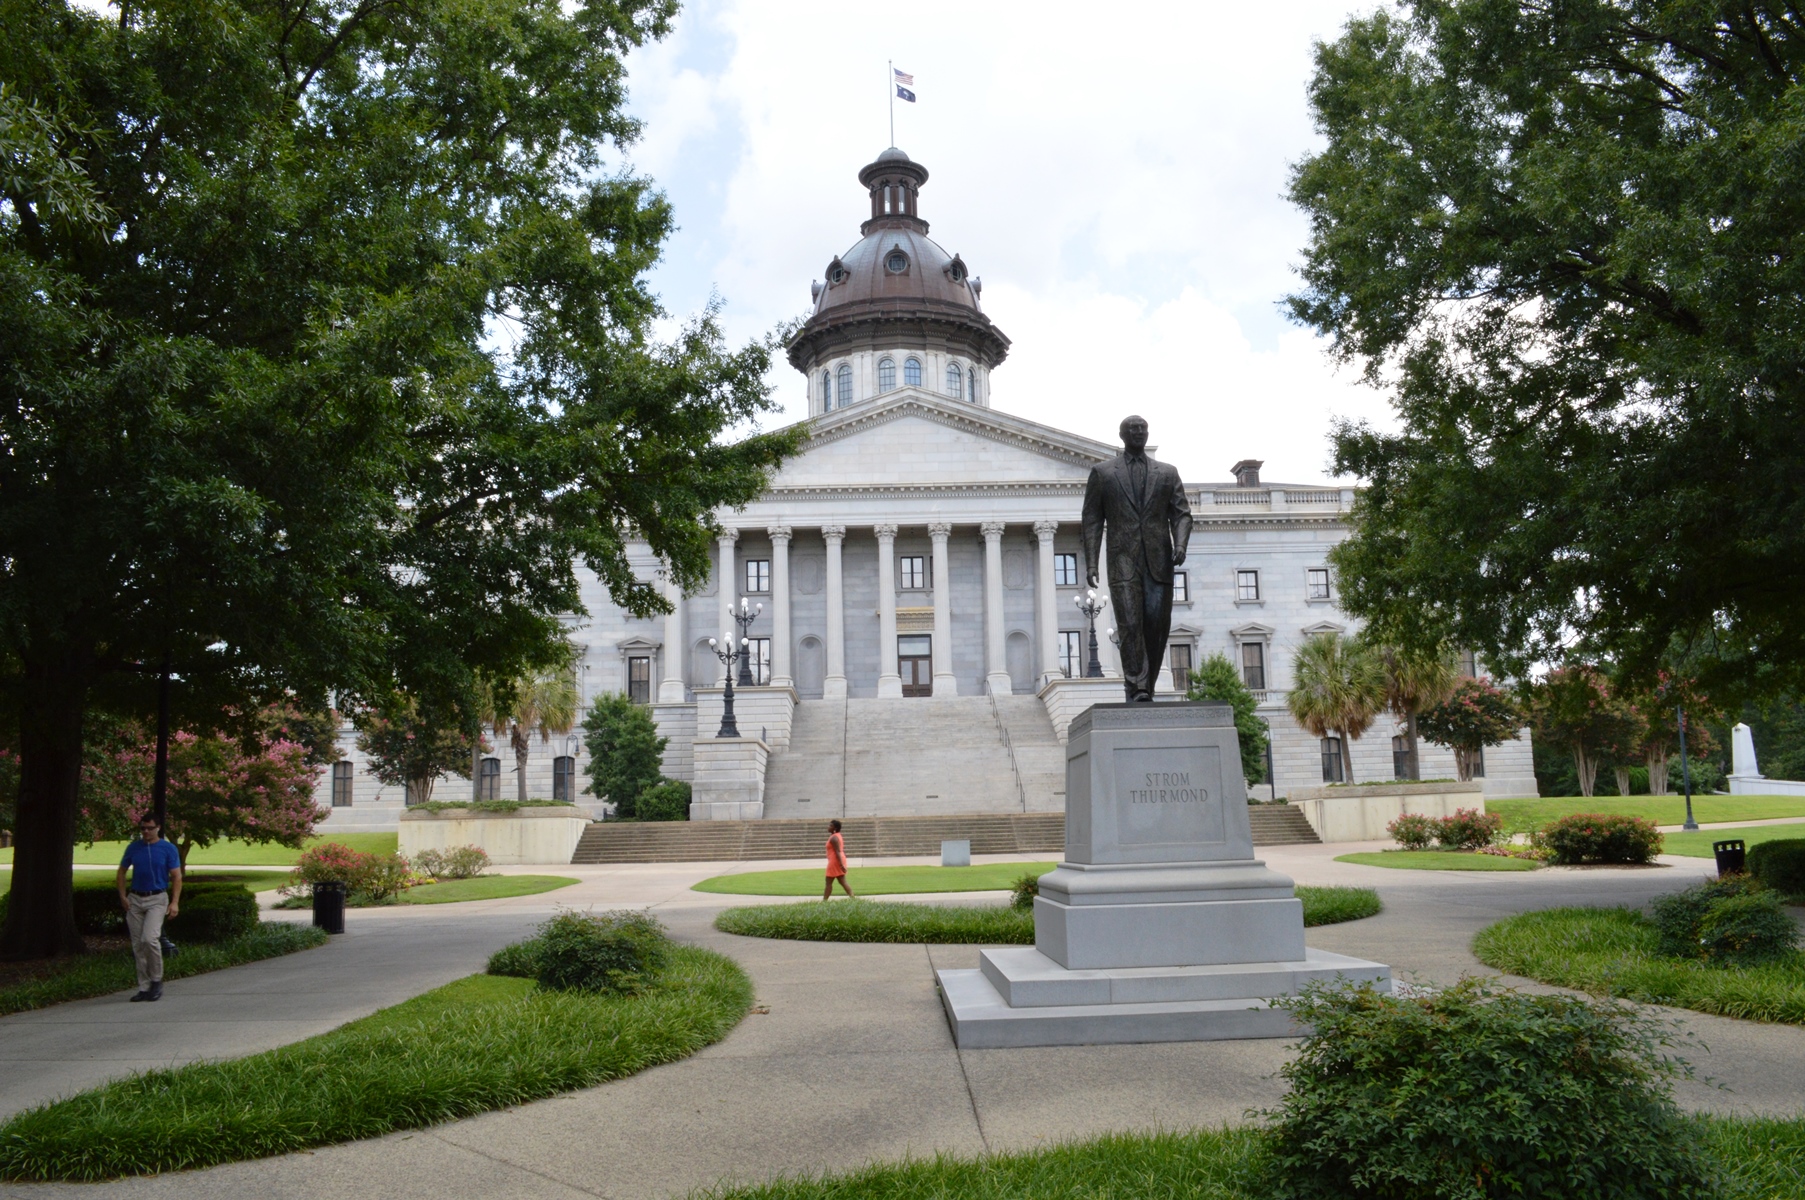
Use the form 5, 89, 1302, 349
290, 843, 415, 902
1388, 812, 1436, 850
1539, 813, 1663, 865
1435, 808, 1504, 851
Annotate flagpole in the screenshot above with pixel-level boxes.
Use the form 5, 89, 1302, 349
888, 59, 894, 147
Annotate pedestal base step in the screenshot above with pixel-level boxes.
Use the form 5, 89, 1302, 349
937, 948, 1390, 1048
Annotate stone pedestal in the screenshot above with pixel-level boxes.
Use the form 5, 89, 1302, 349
938, 701, 1390, 1047
690, 737, 768, 821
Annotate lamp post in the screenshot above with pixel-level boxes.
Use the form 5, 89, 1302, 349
1677, 705, 1699, 832
1074, 589, 1108, 678
708, 634, 742, 738
733, 595, 763, 687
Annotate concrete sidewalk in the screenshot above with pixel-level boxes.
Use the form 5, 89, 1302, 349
8, 848, 1805, 1199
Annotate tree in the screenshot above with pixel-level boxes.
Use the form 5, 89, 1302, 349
0, 0, 799, 959
1524, 667, 1640, 797
1368, 641, 1458, 781
1287, 634, 1386, 784
1289, 0, 1805, 703
583, 693, 666, 818
1187, 653, 1271, 788
1417, 678, 1522, 783
485, 670, 580, 802
354, 698, 481, 806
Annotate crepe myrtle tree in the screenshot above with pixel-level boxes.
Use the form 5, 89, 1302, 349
1291, 0, 1805, 704
1416, 677, 1522, 783
0, 0, 800, 959
353, 695, 484, 807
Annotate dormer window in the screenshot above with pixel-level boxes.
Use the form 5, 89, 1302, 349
885, 248, 909, 273
827, 257, 848, 285
947, 254, 968, 283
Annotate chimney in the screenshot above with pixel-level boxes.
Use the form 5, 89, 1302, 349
1231, 459, 1264, 488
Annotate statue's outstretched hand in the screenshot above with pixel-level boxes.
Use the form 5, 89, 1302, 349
1173, 549, 1187, 567
1086, 570, 1099, 588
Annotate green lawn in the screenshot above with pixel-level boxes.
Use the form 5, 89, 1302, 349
1661, 826, 1805, 858
715, 887, 1382, 945
1474, 907, 1805, 1025
3, 867, 294, 893
701, 1120, 1804, 1200
1490, 795, 1805, 830
399, 874, 577, 904
0, 832, 399, 868
1334, 850, 1540, 871
0, 923, 327, 1018
692, 861, 1058, 896
0, 947, 751, 1181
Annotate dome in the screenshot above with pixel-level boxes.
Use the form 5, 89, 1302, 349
787, 150, 1009, 375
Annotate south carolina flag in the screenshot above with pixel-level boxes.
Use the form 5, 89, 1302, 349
894, 67, 915, 102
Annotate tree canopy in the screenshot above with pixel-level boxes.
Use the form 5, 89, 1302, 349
0, 0, 798, 958
1186, 653, 1271, 787
1291, 0, 1805, 700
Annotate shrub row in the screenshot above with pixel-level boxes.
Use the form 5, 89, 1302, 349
411, 845, 490, 881
0, 877, 258, 943
1387, 807, 1503, 851
1748, 838, 1805, 897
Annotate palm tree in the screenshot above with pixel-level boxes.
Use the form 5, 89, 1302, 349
486, 669, 580, 801
1370, 642, 1459, 780
1287, 633, 1386, 784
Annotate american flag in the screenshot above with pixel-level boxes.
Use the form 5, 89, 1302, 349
893, 68, 914, 85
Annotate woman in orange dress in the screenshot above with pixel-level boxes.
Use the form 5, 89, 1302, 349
822, 818, 855, 900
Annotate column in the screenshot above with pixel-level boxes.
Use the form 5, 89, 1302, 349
659, 573, 687, 702
874, 523, 902, 698
767, 525, 792, 689
929, 521, 958, 696
981, 521, 1011, 695
822, 525, 847, 700
1034, 519, 1060, 686
716, 528, 739, 683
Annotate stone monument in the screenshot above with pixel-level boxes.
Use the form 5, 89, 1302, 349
937, 701, 1390, 1047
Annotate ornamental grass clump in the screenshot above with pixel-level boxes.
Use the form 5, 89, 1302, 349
1539, 812, 1663, 864
1262, 978, 1716, 1200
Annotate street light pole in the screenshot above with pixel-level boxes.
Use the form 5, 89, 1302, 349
152, 652, 171, 832
1074, 590, 1107, 678
709, 635, 742, 738
1677, 705, 1699, 832
733, 596, 763, 687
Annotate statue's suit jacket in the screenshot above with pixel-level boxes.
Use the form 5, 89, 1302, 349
1081, 452, 1194, 585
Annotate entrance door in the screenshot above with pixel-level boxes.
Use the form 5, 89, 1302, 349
898, 635, 933, 697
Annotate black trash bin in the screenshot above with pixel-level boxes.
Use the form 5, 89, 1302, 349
1714, 839, 1747, 878
312, 880, 347, 934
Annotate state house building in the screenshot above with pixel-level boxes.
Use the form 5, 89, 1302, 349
316, 149, 1536, 828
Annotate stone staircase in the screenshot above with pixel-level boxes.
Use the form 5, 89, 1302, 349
1248, 803, 1321, 845
570, 812, 1065, 864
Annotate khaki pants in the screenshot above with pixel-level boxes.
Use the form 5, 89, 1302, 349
126, 891, 168, 990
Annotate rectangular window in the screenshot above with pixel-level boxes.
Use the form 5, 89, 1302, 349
1060, 630, 1084, 678
1321, 737, 1345, 783
627, 655, 651, 704
1172, 571, 1188, 603
745, 559, 771, 593
552, 755, 575, 802
1054, 553, 1078, 587
1306, 567, 1331, 601
747, 637, 771, 685
331, 761, 353, 807
1392, 734, 1411, 780
1240, 642, 1266, 691
1168, 643, 1193, 693
1471, 747, 1486, 778
1236, 569, 1260, 602
1460, 649, 1479, 678
478, 757, 501, 801
900, 555, 927, 590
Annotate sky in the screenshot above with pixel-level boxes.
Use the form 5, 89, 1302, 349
608, 0, 1394, 485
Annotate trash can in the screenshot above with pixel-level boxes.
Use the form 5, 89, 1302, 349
1713, 839, 1747, 878
312, 880, 347, 934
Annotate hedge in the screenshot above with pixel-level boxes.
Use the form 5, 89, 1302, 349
1747, 839, 1805, 897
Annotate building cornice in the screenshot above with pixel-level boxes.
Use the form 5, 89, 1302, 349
795, 393, 1118, 468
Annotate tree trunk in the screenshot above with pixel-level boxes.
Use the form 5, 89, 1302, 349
1614, 766, 1632, 797
1573, 745, 1598, 797
1646, 748, 1671, 795
1340, 732, 1356, 785
1405, 710, 1421, 781
1454, 746, 1474, 782
0, 657, 90, 961
512, 723, 530, 802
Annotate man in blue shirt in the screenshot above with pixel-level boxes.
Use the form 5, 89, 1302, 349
116, 814, 183, 1002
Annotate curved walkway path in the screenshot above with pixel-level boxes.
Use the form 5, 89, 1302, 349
4, 847, 1803, 1199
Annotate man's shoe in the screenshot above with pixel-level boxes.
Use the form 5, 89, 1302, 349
130, 990, 150, 1002
146, 981, 163, 1001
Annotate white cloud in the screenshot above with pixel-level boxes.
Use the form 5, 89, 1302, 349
617, 0, 1397, 482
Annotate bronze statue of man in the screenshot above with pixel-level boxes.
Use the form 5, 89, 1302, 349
1081, 415, 1194, 702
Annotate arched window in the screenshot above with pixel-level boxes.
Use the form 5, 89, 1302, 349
904, 357, 921, 386
946, 362, 962, 396
836, 364, 853, 407
819, 371, 831, 412
877, 357, 896, 392
967, 367, 977, 402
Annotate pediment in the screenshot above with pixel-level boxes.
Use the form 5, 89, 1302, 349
768, 392, 1116, 492
1300, 620, 1347, 637
1230, 622, 1276, 640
